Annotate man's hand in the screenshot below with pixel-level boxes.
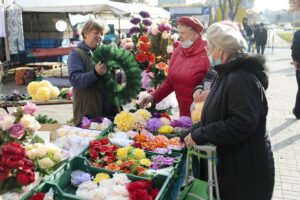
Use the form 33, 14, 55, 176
95, 62, 107, 76
193, 89, 209, 102
184, 133, 196, 148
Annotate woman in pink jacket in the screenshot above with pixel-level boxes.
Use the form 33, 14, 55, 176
140, 16, 209, 116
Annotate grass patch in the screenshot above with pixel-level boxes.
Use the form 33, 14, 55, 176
277, 32, 293, 43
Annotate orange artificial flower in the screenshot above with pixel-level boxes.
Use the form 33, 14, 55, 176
106, 163, 120, 171
156, 62, 167, 70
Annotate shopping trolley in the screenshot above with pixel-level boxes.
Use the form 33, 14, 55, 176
179, 145, 220, 200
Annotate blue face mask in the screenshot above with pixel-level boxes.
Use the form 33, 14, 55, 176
209, 55, 221, 67
182, 40, 194, 48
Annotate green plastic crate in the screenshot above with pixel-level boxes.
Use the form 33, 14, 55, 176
23, 156, 172, 200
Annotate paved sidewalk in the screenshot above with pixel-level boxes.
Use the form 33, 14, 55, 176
264, 48, 300, 200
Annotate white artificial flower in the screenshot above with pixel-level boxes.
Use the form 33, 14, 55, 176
36, 146, 47, 157
89, 122, 101, 130
56, 128, 68, 137
162, 30, 170, 39
46, 145, 60, 154
112, 173, 131, 185
171, 33, 179, 41
53, 151, 63, 161
20, 114, 35, 129
91, 187, 108, 200
150, 23, 159, 35
2, 115, 15, 131
167, 45, 174, 53
137, 91, 151, 108
106, 196, 128, 200
38, 157, 55, 169
27, 149, 38, 159
111, 185, 129, 197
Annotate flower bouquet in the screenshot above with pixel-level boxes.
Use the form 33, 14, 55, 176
0, 142, 36, 195
27, 80, 60, 101
0, 103, 40, 147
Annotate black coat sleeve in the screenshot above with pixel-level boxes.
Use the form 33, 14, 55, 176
191, 72, 263, 145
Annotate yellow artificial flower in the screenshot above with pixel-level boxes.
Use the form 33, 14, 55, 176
158, 125, 173, 134
117, 147, 129, 160
134, 109, 151, 121
38, 80, 52, 88
114, 111, 135, 131
27, 81, 39, 96
50, 86, 60, 99
94, 173, 110, 183
34, 87, 51, 101
139, 158, 152, 167
133, 148, 146, 160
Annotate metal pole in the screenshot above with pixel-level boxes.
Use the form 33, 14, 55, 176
2, 0, 10, 62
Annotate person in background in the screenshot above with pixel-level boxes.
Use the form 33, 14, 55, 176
254, 22, 268, 55
68, 20, 118, 126
139, 16, 210, 200
291, 30, 300, 119
184, 21, 275, 200
242, 17, 254, 53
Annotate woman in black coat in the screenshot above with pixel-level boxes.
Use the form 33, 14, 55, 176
184, 21, 275, 200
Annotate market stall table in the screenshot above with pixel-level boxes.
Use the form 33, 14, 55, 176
0, 99, 73, 113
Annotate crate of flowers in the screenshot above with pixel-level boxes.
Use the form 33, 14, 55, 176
24, 156, 172, 200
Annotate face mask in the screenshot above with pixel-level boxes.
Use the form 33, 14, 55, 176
182, 39, 194, 48
208, 50, 222, 67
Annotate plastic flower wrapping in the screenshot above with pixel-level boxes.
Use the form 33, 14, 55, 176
27, 80, 60, 101
0, 103, 40, 146
25, 143, 68, 174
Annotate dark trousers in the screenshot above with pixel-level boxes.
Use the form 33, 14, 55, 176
256, 44, 265, 55
294, 69, 300, 118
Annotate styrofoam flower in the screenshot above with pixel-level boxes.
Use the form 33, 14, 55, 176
38, 157, 55, 169
2, 115, 15, 131
20, 114, 35, 128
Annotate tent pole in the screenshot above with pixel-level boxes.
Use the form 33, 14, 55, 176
118, 14, 121, 45
2, 0, 10, 62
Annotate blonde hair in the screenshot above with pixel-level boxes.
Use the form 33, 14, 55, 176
81, 20, 104, 39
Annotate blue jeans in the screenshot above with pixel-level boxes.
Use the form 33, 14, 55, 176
170, 155, 187, 200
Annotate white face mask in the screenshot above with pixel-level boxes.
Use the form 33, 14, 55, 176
182, 39, 194, 48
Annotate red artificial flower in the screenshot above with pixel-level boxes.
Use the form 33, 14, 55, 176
147, 53, 156, 64
19, 158, 34, 169
99, 138, 109, 145
160, 113, 171, 121
29, 192, 45, 200
127, 180, 152, 193
0, 162, 9, 181
89, 149, 98, 159
1, 142, 26, 168
150, 188, 159, 199
112, 144, 119, 151
129, 189, 152, 200
139, 43, 150, 52
16, 167, 35, 186
136, 52, 148, 63
139, 35, 149, 43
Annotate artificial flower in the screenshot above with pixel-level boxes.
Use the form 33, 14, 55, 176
117, 147, 129, 160
147, 118, 163, 132
94, 173, 110, 183
130, 17, 141, 25
29, 192, 45, 200
139, 158, 152, 167
71, 170, 92, 187
8, 123, 25, 139
23, 103, 37, 115
27, 81, 39, 96
50, 86, 60, 99
37, 157, 55, 169
133, 148, 146, 160
134, 109, 151, 121
139, 11, 150, 18
114, 111, 135, 132
2, 115, 15, 131
157, 125, 173, 134
160, 117, 171, 125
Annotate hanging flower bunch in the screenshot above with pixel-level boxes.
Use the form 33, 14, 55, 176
0, 103, 40, 146
0, 142, 35, 194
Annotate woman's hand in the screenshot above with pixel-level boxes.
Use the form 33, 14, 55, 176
193, 89, 209, 102
184, 133, 196, 148
139, 94, 154, 108
95, 62, 107, 76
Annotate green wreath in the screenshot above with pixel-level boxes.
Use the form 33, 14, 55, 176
92, 45, 142, 106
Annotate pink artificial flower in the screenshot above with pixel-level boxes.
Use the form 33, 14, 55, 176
8, 123, 25, 139
23, 103, 37, 115
141, 70, 152, 89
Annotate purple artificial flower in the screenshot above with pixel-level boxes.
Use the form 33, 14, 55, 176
158, 23, 172, 33
170, 116, 192, 129
141, 70, 151, 89
141, 27, 149, 34
102, 118, 112, 126
8, 123, 25, 139
139, 11, 150, 18
81, 116, 91, 129
142, 18, 152, 26
130, 17, 141, 25
71, 170, 92, 187
147, 118, 163, 132
23, 103, 37, 115
91, 116, 103, 123
151, 155, 176, 169
151, 112, 161, 118
153, 147, 172, 154
129, 26, 140, 35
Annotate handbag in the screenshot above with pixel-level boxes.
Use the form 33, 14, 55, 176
179, 178, 209, 200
